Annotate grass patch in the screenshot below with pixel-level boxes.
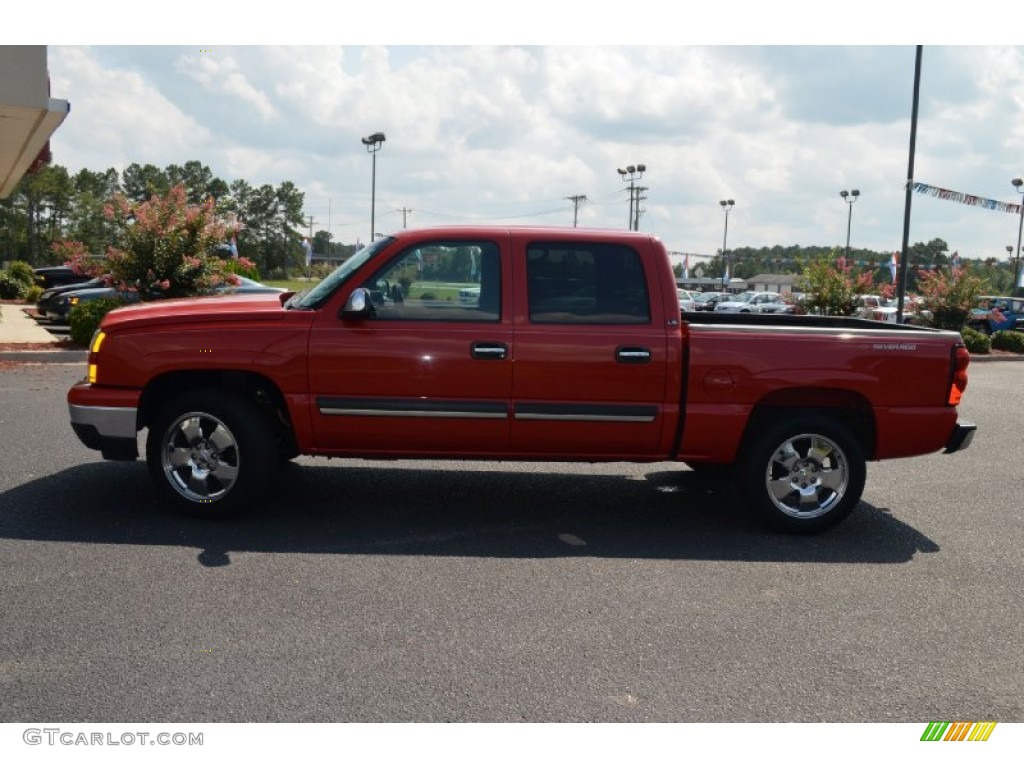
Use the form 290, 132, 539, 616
264, 279, 321, 293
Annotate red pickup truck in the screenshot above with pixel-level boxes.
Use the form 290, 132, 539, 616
67, 226, 975, 533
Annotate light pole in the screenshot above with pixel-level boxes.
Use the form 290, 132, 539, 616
617, 164, 645, 231
1012, 178, 1024, 294
719, 199, 734, 290
362, 132, 386, 242
840, 189, 860, 264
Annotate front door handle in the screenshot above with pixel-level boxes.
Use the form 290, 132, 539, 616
616, 346, 651, 364
471, 341, 508, 360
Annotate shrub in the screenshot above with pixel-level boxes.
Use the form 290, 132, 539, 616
68, 297, 127, 346
916, 267, 988, 331
6, 260, 35, 289
0, 271, 27, 299
991, 330, 1024, 354
24, 285, 44, 303
53, 185, 240, 301
796, 250, 874, 316
220, 256, 260, 281
960, 325, 991, 354
310, 261, 334, 280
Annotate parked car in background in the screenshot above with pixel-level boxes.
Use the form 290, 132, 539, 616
691, 291, 730, 311
46, 276, 285, 323
967, 296, 1024, 334
676, 288, 697, 311
36, 276, 107, 319
458, 285, 481, 306
714, 291, 783, 313
758, 296, 798, 314
854, 295, 896, 322
33, 266, 83, 290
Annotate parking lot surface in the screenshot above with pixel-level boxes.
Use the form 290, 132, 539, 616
0, 361, 1021, 722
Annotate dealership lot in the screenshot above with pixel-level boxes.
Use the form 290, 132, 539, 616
0, 361, 1021, 722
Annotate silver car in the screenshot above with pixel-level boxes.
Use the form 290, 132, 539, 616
714, 291, 782, 313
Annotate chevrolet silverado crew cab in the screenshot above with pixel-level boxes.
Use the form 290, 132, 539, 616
68, 226, 975, 533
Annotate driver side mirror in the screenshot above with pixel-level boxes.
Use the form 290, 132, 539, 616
340, 287, 374, 320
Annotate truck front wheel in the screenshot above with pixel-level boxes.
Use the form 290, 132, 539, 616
739, 416, 866, 533
146, 390, 277, 517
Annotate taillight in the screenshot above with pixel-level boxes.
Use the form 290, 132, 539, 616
948, 343, 969, 406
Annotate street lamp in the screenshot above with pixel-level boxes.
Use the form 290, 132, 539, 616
839, 189, 860, 264
719, 199, 734, 290
362, 131, 386, 242
1012, 178, 1024, 294
617, 164, 646, 231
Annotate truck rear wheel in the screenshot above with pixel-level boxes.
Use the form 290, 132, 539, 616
146, 390, 277, 517
739, 415, 865, 533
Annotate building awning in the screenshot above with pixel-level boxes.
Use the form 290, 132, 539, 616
0, 97, 70, 199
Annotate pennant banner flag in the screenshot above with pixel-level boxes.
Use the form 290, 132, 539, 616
912, 182, 1021, 214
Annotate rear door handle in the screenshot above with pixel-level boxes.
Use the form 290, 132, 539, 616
471, 342, 508, 360
616, 346, 651, 364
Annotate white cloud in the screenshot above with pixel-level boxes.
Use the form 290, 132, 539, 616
49, 47, 214, 172
175, 52, 278, 122
42, 44, 1024, 259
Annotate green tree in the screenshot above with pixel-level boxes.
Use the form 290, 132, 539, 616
166, 160, 229, 206
121, 163, 170, 202
68, 168, 121, 254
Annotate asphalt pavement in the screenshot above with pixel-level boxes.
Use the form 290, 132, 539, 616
0, 362, 1021, 725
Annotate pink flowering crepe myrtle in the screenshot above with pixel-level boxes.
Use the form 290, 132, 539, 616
54, 185, 242, 301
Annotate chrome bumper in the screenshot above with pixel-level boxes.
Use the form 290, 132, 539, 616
69, 404, 138, 460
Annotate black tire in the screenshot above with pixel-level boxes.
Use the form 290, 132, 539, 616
146, 389, 278, 518
738, 414, 866, 534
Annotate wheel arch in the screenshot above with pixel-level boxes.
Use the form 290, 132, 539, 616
138, 369, 298, 458
743, 387, 877, 460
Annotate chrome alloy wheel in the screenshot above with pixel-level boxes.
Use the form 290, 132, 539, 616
763, 433, 849, 520
159, 411, 241, 503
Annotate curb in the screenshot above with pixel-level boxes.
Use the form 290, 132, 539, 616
0, 349, 88, 363
965, 354, 1024, 363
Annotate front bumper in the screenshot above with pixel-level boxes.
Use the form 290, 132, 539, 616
944, 421, 977, 454
68, 403, 139, 460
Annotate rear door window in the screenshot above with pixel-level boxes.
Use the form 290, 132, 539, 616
526, 242, 650, 324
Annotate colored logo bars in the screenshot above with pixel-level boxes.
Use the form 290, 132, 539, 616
921, 721, 997, 742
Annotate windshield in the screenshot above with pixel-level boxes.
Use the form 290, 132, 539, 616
731, 292, 755, 303
289, 238, 394, 309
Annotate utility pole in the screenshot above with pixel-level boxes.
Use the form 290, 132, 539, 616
565, 194, 587, 227
617, 165, 646, 231
633, 187, 648, 231
398, 207, 413, 228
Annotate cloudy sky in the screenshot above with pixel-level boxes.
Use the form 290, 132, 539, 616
25, 10, 1024, 266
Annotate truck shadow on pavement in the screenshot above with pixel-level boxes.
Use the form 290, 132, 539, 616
0, 460, 939, 567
